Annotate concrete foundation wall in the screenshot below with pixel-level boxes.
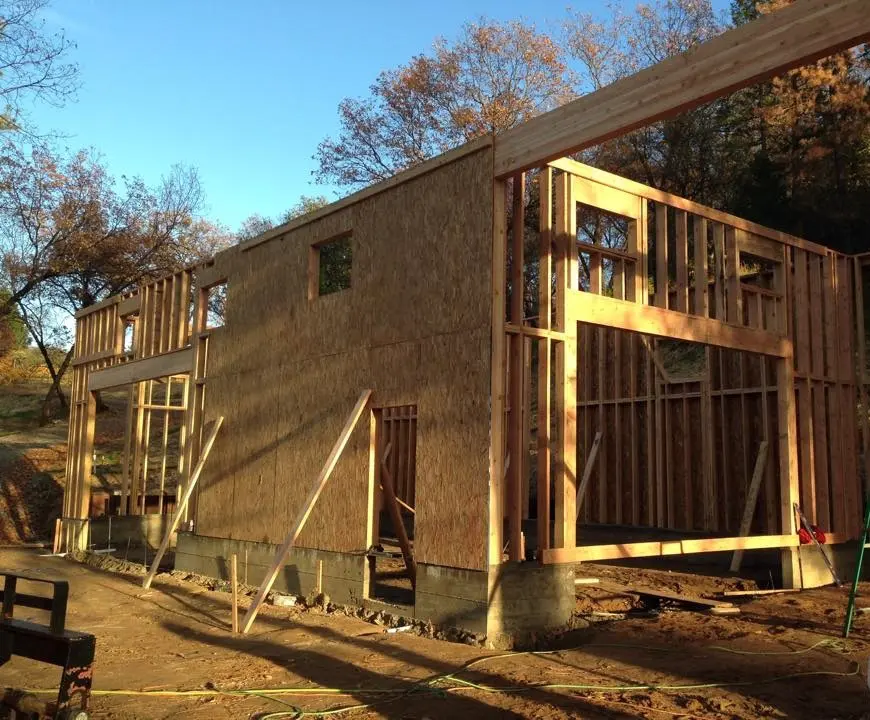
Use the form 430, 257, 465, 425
176, 532, 367, 606
415, 563, 488, 635
176, 534, 578, 646
89, 515, 172, 552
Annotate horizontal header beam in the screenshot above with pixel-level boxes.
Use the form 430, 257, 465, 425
89, 348, 193, 391
494, 0, 870, 176
567, 290, 791, 358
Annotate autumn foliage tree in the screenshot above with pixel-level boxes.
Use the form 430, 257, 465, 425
0, 141, 230, 420
314, 19, 574, 188
0, 0, 79, 131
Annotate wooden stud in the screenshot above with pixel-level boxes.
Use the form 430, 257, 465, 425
655, 204, 668, 309
231, 552, 239, 634
674, 210, 689, 313
119, 386, 135, 515
554, 172, 577, 549
793, 250, 816, 523
713, 223, 726, 321
694, 217, 709, 317
489, 179, 508, 566
725, 228, 741, 324
822, 254, 845, 533
158, 379, 172, 515
855, 257, 870, 504
507, 173, 525, 560
537, 167, 553, 554
522, 337, 532, 521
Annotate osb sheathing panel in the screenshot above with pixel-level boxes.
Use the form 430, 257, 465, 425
195, 146, 493, 571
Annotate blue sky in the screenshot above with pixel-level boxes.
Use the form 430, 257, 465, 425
30, 0, 730, 231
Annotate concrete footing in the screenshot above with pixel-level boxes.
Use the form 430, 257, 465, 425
174, 533, 577, 647
798, 541, 858, 588
175, 533, 367, 606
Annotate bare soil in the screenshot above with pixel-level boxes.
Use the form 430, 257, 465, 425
2, 548, 869, 719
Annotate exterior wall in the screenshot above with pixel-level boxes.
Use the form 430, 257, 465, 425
194, 145, 494, 571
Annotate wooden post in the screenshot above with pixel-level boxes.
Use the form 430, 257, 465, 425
554, 172, 577, 549
655, 204, 668, 309
508, 172, 525, 561
231, 553, 239, 634
778, 355, 800, 587
537, 167, 553, 555
158, 378, 172, 515
241, 391, 372, 633
52, 519, 62, 555
143, 417, 224, 589
119, 386, 135, 515
489, 180, 508, 566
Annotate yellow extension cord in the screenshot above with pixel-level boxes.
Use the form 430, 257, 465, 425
20, 638, 860, 719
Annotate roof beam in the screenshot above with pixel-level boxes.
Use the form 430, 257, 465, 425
494, 0, 870, 177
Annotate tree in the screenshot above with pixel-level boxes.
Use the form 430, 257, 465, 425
725, 0, 870, 252
0, 141, 230, 421
0, 0, 79, 131
563, 0, 729, 204
236, 195, 331, 243
281, 194, 329, 223
314, 19, 574, 188
0, 288, 26, 356
14, 284, 70, 422
236, 213, 274, 243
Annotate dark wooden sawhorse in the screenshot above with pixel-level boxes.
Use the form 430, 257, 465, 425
0, 571, 95, 719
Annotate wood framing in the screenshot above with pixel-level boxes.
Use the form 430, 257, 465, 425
143, 417, 223, 589
59, 4, 870, 636
567, 290, 790, 357
495, 0, 870, 176
542, 534, 799, 565
89, 349, 193, 391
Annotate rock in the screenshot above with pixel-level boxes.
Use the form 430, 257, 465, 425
273, 594, 297, 608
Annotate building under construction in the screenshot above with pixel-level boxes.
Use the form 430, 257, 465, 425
58, 0, 870, 645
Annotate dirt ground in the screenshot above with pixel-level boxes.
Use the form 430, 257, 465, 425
0, 382, 129, 543
2, 548, 869, 720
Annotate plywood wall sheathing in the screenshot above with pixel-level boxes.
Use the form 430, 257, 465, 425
193, 145, 494, 570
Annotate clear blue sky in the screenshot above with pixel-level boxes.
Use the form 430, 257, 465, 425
30, 0, 730, 232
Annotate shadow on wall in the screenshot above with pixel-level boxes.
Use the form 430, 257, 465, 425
0, 451, 63, 543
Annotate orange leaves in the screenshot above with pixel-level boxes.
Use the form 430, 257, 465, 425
314, 18, 574, 188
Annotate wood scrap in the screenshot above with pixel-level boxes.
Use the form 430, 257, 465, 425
598, 581, 738, 614
721, 588, 799, 597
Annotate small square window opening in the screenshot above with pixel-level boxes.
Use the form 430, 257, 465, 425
310, 234, 352, 298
